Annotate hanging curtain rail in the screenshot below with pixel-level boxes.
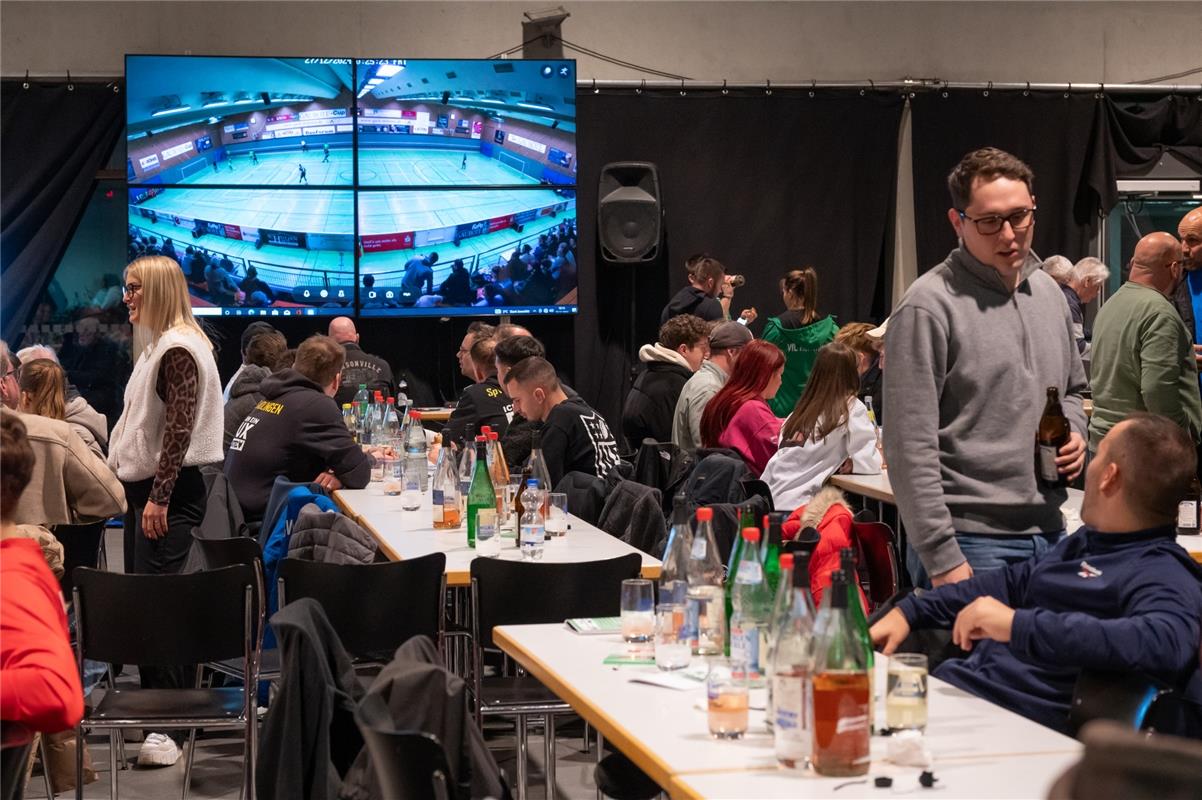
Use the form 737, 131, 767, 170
577, 79, 1202, 95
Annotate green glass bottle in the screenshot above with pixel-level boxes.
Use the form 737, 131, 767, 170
761, 512, 785, 598
466, 436, 495, 549
840, 547, 875, 733
723, 503, 757, 654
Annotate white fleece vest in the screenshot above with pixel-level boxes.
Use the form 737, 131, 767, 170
108, 328, 224, 482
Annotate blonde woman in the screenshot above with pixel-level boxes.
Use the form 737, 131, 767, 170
17, 357, 107, 457
107, 256, 223, 767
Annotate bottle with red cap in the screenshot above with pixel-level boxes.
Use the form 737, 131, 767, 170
685, 507, 724, 656
404, 410, 428, 493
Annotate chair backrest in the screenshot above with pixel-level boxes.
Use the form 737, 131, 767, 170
277, 553, 446, 662
470, 553, 642, 650
189, 532, 263, 571
72, 565, 259, 667
50, 520, 107, 599
1068, 670, 1172, 737
851, 520, 898, 611
354, 706, 454, 800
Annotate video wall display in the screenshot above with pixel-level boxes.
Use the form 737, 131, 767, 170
126, 55, 577, 317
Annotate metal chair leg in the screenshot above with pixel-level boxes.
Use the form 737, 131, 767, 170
515, 715, 528, 800
181, 729, 197, 800
582, 720, 592, 753
37, 733, 55, 799
544, 713, 557, 800
595, 732, 604, 800
109, 730, 120, 800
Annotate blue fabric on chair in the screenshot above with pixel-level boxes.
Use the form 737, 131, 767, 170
262, 487, 335, 649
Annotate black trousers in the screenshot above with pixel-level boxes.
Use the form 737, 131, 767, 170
122, 466, 207, 741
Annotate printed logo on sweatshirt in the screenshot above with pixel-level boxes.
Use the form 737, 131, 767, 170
229, 416, 260, 452
255, 400, 284, 415
1077, 561, 1102, 579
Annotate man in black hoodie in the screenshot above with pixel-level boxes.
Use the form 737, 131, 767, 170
328, 316, 394, 406
621, 314, 709, 451
225, 335, 371, 523
443, 336, 512, 447
660, 254, 752, 325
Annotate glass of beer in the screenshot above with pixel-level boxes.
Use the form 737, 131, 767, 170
707, 658, 750, 739
886, 653, 928, 732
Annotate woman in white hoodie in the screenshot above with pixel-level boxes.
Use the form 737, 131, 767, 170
762, 342, 882, 512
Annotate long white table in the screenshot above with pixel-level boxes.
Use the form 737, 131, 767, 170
494, 623, 1081, 800
334, 486, 662, 586
832, 472, 1202, 564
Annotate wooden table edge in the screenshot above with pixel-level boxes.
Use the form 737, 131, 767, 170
829, 474, 895, 504
493, 625, 679, 793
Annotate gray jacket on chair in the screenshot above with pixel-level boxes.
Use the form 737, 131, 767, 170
287, 504, 379, 565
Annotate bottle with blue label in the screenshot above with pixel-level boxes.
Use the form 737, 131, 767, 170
685, 507, 724, 656
729, 527, 772, 682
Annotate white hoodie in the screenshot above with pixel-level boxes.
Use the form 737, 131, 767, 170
638, 342, 692, 369
761, 396, 882, 512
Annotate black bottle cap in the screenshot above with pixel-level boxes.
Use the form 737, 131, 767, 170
919, 771, 938, 788
874, 776, 893, 788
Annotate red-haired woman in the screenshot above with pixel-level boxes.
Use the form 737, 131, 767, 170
699, 340, 785, 476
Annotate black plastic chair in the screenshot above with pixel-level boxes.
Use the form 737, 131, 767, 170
1068, 670, 1174, 737
51, 521, 107, 600
354, 703, 456, 800
72, 565, 262, 800
277, 553, 447, 663
2, 736, 32, 800
470, 553, 642, 800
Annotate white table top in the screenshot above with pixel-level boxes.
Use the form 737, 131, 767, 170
493, 623, 1081, 798
831, 473, 1202, 563
334, 486, 661, 586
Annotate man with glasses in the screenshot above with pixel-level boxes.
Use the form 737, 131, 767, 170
1089, 231, 1201, 453
885, 147, 1088, 589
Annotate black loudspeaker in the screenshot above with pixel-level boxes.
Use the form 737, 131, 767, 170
598, 162, 662, 263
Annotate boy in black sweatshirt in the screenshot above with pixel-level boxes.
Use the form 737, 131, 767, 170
225, 335, 370, 522
872, 413, 1202, 734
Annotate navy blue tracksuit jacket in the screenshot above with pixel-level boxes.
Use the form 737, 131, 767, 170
898, 525, 1202, 733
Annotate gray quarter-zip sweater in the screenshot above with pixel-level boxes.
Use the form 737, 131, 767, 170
883, 247, 1088, 576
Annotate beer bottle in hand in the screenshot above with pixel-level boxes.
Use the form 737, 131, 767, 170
1035, 387, 1070, 489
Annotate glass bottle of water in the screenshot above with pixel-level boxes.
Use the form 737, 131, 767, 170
659, 494, 692, 606
432, 442, 461, 529
381, 396, 401, 441
519, 479, 545, 561
353, 384, 370, 440
456, 424, 476, 520
685, 507, 724, 656
730, 528, 773, 682
404, 410, 428, 492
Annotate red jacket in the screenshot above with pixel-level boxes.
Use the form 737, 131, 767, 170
780, 487, 869, 612
1, 538, 84, 733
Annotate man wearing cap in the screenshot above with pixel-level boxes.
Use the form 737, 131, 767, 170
671, 320, 754, 454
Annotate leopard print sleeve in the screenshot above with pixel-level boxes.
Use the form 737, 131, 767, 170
149, 347, 199, 505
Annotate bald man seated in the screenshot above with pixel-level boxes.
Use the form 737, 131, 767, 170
327, 316, 395, 407
871, 413, 1202, 734
1089, 231, 1202, 452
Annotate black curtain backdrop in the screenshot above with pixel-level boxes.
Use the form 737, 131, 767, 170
1, 80, 124, 341
1102, 93, 1202, 202
573, 89, 904, 427
910, 90, 1111, 272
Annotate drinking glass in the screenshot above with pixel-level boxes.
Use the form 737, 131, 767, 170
654, 603, 690, 671
502, 479, 522, 536
886, 653, 928, 732
546, 493, 569, 537
381, 452, 401, 496
620, 579, 655, 643
707, 658, 750, 739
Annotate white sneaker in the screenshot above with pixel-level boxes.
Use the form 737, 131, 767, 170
136, 733, 181, 766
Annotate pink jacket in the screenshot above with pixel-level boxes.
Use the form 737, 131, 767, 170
717, 399, 781, 477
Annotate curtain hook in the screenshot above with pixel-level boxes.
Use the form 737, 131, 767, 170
721, 79, 728, 96
23, 69, 29, 90
1097, 82, 1105, 99
66, 70, 74, 91
809, 79, 816, 98
680, 79, 686, 96
637, 79, 644, 95
765, 79, 772, 96
1024, 81, 1030, 97
592, 78, 598, 94
1064, 81, 1071, 99
941, 79, 949, 99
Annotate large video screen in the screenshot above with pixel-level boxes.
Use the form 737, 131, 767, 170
125, 55, 577, 318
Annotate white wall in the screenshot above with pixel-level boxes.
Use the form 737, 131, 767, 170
3, 1, 1200, 84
